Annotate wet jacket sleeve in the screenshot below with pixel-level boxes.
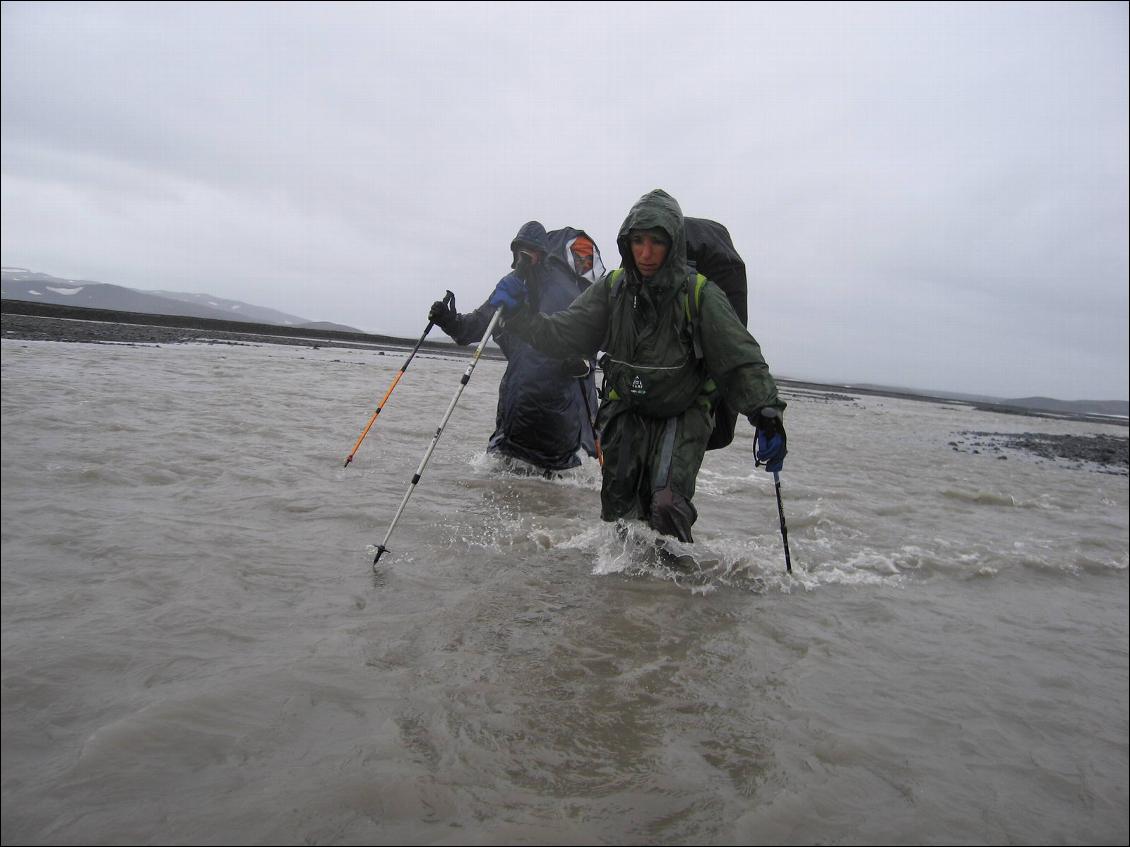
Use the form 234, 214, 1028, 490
448, 298, 498, 346
698, 282, 786, 418
502, 276, 610, 358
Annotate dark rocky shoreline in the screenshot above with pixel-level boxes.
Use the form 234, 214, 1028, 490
0, 306, 484, 356
949, 431, 1129, 475
4, 301, 1127, 474
3, 311, 264, 347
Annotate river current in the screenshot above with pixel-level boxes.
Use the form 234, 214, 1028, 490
2, 337, 1127, 845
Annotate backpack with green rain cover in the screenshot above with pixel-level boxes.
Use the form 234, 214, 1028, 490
685, 218, 748, 450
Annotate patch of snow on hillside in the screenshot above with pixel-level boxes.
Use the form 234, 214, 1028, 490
46, 286, 83, 296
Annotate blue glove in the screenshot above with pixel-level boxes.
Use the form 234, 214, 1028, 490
754, 407, 787, 473
487, 272, 528, 314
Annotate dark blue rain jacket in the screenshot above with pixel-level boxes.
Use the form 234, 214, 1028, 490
444, 231, 598, 471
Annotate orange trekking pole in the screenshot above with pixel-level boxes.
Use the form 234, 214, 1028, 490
344, 291, 453, 468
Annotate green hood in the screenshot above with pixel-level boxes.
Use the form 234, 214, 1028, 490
616, 189, 689, 297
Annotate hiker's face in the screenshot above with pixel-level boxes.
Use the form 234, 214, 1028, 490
512, 248, 542, 278
630, 231, 669, 279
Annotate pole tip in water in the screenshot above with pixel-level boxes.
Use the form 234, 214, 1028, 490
373, 545, 388, 566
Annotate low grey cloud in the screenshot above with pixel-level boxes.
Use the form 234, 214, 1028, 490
2, 1, 1126, 400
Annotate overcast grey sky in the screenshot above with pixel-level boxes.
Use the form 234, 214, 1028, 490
2, 1, 1127, 400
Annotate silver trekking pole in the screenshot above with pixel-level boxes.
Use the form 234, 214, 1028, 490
372, 308, 503, 566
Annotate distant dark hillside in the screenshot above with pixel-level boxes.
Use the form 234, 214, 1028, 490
2, 270, 239, 322
300, 320, 363, 332
851, 380, 1127, 419
1, 268, 318, 327
148, 289, 321, 326
1004, 397, 1129, 418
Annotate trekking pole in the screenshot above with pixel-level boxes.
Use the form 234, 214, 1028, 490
773, 471, 793, 574
344, 291, 454, 469
373, 307, 503, 565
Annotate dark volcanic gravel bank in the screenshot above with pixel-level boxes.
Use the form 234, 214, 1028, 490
1, 304, 483, 355
950, 431, 1129, 475
3, 312, 252, 346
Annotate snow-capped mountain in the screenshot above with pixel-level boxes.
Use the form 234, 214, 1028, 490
1, 268, 314, 326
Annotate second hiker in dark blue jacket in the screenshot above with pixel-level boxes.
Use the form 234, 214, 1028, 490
428, 221, 603, 472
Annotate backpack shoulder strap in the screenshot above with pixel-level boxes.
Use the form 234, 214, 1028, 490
683, 273, 708, 360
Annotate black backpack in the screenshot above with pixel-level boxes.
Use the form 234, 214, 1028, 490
684, 217, 748, 450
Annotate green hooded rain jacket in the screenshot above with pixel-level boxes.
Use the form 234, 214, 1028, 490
505, 189, 784, 539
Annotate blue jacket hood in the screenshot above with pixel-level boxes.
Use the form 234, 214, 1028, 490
510, 221, 550, 254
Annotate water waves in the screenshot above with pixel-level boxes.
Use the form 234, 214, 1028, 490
406, 446, 1128, 596
3, 340, 1127, 845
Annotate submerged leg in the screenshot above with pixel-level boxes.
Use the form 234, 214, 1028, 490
647, 408, 711, 543
649, 486, 698, 543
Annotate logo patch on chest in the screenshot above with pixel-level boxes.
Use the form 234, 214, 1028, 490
630, 375, 646, 396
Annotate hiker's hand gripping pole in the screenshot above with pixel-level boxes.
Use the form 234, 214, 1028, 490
373, 307, 503, 565
754, 408, 792, 574
344, 291, 454, 468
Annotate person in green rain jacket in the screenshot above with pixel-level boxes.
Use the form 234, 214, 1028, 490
487, 188, 788, 543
